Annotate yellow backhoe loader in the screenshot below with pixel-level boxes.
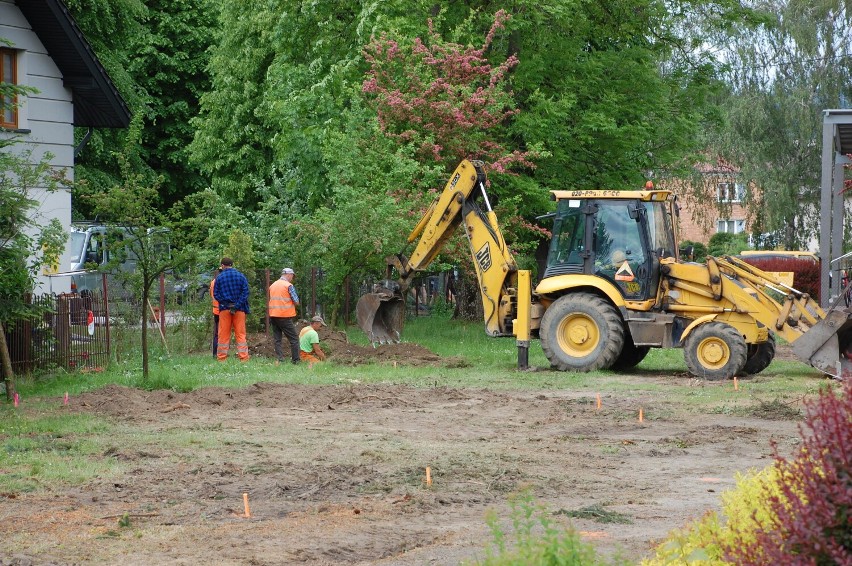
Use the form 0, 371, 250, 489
357, 160, 852, 380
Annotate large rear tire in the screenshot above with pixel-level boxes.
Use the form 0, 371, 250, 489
740, 335, 776, 376
684, 322, 747, 380
541, 293, 624, 371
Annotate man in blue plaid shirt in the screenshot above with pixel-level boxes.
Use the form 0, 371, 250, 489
213, 257, 250, 361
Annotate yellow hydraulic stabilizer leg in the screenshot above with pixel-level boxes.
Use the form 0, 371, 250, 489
515, 270, 531, 370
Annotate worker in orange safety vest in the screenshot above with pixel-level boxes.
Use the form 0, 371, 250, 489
213, 257, 250, 362
209, 268, 221, 357
268, 267, 300, 364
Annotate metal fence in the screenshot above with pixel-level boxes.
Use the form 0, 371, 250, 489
6, 287, 110, 374
6, 267, 461, 374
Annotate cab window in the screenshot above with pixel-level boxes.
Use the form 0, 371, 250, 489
84, 233, 105, 265
594, 202, 645, 299
644, 201, 675, 257
546, 200, 586, 273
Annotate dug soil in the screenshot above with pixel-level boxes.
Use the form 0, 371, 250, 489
0, 338, 808, 565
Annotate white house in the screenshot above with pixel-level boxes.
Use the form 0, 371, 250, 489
0, 0, 129, 293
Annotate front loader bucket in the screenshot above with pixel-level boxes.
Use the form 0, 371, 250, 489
791, 307, 852, 379
356, 281, 406, 344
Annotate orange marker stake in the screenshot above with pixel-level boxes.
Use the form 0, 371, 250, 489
734, 376, 739, 391
64, 392, 69, 405
243, 493, 251, 518
425, 467, 432, 487
595, 393, 601, 411
639, 408, 644, 423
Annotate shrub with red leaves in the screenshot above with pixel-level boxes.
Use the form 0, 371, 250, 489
739, 256, 821, 301
724, 382, 852, 565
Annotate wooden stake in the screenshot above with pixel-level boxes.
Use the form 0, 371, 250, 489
243, 493, 251, 518
425, 467, 432, 486
734, 376, 739, 391
146, 299, 170, 354
639, 407, 644, 423
595, 393, 601, 410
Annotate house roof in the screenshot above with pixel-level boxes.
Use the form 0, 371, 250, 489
16, 0, 130, 128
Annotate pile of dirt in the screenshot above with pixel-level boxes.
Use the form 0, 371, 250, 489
246, 324, 461, 367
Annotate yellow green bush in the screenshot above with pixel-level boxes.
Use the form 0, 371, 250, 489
642, 465, 785, 565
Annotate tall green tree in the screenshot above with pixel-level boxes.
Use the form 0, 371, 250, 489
64, 0, 147, 218
704, 0, 852, 249
129, 0, 216, 204
191, 0, 436, 209
67, 0, 215, 215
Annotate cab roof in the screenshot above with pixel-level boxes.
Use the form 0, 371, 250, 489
550, 189, 673, 202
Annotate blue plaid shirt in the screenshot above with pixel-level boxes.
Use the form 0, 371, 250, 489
213, 267, 250, 313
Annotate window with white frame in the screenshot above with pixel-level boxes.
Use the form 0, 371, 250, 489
717, 219, 745, 234
717, 182, 745, 203
1, 47, 18, 129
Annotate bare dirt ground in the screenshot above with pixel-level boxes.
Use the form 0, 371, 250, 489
0, 338, 807, 566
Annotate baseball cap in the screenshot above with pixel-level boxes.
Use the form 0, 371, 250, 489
311, 315, 326, 326
281, 267, 295, 275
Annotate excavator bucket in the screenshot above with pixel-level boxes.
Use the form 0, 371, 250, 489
356, 281, 405, 344
792, 307, 852, 379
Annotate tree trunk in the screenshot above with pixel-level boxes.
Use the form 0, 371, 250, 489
0, 321, 16, 400
453, 271, 482, 321
141, 285, 149, 380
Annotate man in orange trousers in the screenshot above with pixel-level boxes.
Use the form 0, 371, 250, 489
212, 257, 250, 361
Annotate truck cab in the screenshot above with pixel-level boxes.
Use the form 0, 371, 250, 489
67, 224, 137, 293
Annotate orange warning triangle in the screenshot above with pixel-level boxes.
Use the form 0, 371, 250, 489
614, 260, 635, 281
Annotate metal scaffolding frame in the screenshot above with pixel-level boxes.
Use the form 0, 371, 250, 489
819, 109, 852, 307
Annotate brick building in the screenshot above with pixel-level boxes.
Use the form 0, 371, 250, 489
657, 160, 752, 246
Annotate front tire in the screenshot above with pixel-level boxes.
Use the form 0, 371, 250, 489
541, 293, 624, 371
684, 322, 747, 380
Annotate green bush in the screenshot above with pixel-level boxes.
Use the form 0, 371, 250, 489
707, 233, 749, 257
679, 240, 708, 262
466, 492, 628, 566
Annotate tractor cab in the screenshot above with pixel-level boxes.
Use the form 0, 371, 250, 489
544, 190, 677, 301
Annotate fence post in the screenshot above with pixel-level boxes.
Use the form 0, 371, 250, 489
56, 295, 71, 368
159, 272, 166, 334
102, 273, 111, 361
414, 277, 420, 317
20, 293, 33, 373
265, 268, 270, 335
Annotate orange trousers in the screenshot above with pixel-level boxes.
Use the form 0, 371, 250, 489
217, 310, 249, 361
299, 350, 321, 363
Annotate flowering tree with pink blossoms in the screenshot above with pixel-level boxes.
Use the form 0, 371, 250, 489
362, 10, 535, 175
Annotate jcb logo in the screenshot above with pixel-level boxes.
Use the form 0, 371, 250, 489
449, 173, 461, 189
476, 242, 492, 272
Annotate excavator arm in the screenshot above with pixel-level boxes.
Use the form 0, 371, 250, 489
357, 160, 520, 343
